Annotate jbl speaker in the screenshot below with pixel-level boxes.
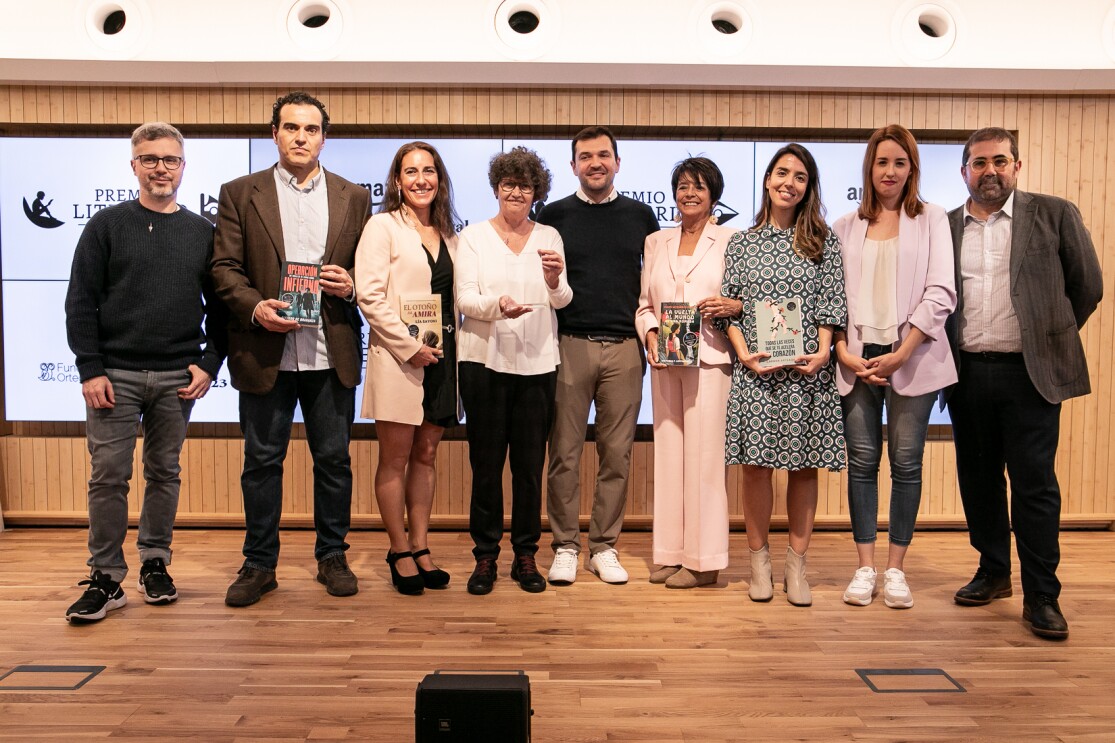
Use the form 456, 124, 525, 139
415, 670, 532, 742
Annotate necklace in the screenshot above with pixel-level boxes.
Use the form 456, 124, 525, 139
491, 218, 530, 247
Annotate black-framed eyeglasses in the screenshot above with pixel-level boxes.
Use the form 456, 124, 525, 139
966, 156, 1015, 172
499, 180, 534, 195
133, 155, 184, 170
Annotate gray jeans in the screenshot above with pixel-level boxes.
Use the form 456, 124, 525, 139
85, 368, 195, 582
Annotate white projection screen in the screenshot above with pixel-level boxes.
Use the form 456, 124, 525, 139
1, 136, 967, 424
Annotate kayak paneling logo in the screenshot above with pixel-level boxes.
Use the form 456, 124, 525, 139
23, 191, 65, 228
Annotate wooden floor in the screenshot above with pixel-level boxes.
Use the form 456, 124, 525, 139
1, 528, 1114, 742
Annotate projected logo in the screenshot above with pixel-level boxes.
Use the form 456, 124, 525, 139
37, 362, 79, 383
23, 190, 65, 228
199, 193, 219, 224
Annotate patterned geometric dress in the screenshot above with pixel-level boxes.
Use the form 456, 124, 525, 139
721, 224, 848, 471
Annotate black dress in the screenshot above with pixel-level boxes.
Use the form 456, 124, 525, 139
421, 240, 458, 427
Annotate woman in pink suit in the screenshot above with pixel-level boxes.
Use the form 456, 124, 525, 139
832, 125, 957, 609
355, 142, 460, 595
635, 157, 741, 588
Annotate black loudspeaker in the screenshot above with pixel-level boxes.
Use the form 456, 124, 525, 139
415, 670, 532, 742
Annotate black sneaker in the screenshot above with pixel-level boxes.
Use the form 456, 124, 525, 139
510, 554, 546, 593
138, 558, 178, 605
66, 571, 127, 623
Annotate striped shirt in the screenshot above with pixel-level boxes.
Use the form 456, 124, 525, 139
958, 192, 1022, 353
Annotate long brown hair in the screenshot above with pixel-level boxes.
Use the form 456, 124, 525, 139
379, 141, 460, 240
858, 124, 924, 221
752, 143, 827, 263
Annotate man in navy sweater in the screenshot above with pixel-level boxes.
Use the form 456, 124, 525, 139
539, 126, 659, 585
64, 122, 226, 623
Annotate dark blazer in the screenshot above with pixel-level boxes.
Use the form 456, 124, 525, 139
211, 166, 371, 396
946, 190, 1103, 404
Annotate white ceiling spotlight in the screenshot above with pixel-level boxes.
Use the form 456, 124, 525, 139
284, 0, 348, 59
492, 0, 561, 61
692, 1, 754, 62
81, 0, 149, 57
893, 1, 959, 63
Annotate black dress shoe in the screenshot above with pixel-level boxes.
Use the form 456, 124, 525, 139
386, 551, 425, 596
412, 548, 451, 589
510, 554, 546, 593
467, 557, 498, 596
1023, 593, 1069, 640
954, 569, 1013, 606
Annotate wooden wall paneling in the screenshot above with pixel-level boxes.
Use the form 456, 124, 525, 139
45, 438, 60, 512
1094, 98, 1115, 514
2, 87, 1114, 526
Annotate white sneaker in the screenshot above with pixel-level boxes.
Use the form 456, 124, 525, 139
842, 566, 878, 606
883, 568, 914, 609
588, 549, 629, 584
547, 548, 579, 585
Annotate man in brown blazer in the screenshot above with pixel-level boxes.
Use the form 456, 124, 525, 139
211, 92, 371, 606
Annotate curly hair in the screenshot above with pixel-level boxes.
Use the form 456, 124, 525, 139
487, 146, 552, 203
270, 91, 330, 134
379, 141, 461, 240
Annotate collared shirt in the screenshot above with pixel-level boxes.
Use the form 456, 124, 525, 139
958, 191, 1022, 353
274, 164, 333, 371
575, 186, 619, 205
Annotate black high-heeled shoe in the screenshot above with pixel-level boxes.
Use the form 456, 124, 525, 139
386, 551, 425, 595
412, 548, 451, 589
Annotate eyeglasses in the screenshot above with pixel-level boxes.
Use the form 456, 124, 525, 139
133, 155, 184, 170
966, 156, 1015, 172
498, 180, 534, 195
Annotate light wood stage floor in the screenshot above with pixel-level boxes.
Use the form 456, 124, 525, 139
1, 527, 1113, 742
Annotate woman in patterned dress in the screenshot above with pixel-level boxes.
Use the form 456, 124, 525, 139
721, 143, 847, 606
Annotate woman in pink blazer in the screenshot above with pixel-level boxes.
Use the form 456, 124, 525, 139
832, 125, 957, 609
355, 142, 460, 595
635, 157, 741, 589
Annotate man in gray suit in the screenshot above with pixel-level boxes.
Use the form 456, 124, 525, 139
946, 127, 1103, 640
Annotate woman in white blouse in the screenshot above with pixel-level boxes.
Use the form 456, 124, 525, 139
455, 147, 572, 596
832, 124, 956, 609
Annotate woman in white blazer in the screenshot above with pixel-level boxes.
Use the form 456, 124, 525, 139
355, 142, 460, 595
635, 157, 741, 589
832, 125, 957, 609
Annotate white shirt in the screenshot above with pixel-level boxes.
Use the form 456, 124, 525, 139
575, 187, 619, 204
273, 164, 334, 372
958, 191, 1022, 353
455, 221, 573, 375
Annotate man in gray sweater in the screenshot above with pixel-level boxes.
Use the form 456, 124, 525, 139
64, 122, 226, 623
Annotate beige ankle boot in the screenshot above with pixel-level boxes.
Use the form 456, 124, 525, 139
784, 546, 812, 606
748, 546, 773, 602
665, 567, 719, 589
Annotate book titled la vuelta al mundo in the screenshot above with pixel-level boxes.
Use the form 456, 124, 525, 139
755, 297, 804, 368
400, 294, 443, 351
658, 301, 700, 366
277, 261, 322, 327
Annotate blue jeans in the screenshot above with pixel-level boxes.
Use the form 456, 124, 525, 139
239, 369, 355, 571
85, 368, 195, 582
840, 379, 936, 546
